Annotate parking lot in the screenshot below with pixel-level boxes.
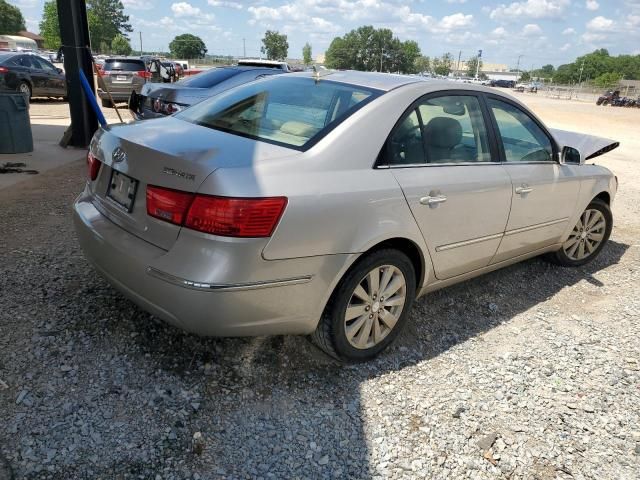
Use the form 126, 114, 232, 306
0, 93, 638, 479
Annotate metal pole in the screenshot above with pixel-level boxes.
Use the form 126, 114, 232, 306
577, 58, 585, 85
139, 31, 143, 56
457, 50, 461, 76
475, 54, 480, 79
56, 0, 98, 148
380, 47, 384, 72
516, 54, 523, 80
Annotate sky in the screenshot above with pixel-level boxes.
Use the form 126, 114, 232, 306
9, 0, 640, 69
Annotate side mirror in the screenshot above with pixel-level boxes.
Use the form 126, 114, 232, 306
562, 146, 582, 165
56, 68, 63, 74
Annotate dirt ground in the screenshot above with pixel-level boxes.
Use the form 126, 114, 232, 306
0, 91, 638, 479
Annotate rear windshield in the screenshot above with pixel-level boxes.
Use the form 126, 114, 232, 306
104, 60, 145, 71
178, 68, 239, 88
176, 76, 381, 150
0, 53, 14, 63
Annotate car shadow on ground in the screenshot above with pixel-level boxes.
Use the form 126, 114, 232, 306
82, 239, 628, 477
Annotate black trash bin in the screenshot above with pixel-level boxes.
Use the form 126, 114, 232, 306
0, 93, 33, 154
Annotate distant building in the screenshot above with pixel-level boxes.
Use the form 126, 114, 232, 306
18, 31, 45, 49
0, 35, 38, 51
453, 60, 520, 81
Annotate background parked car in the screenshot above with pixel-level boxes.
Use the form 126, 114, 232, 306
490, 79, 516, 88
98, 57, 151, 108
129, 65, 284, 119
0, 52, 66, 100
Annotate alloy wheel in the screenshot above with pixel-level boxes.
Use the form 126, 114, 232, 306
562, 209, 606, 261
344, 265, 407, 349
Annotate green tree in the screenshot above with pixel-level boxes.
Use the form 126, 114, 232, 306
432, 53, 453, 76
169, 34, 207, 59
87, 0, 132, 53
519, 71, 531, 82
465, 55, 483, 78
39, 1, 61, 50
111, 33, 132, 55
0, 0, 26, 35
261, 30, 289, 61
594, 71, 622, 88
325, 26, 421, 73
414, 56, 430, 74
302, 42, 312, 65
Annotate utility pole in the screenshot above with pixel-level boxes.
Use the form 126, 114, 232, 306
139, 31, 143, 56
457, 50, 461, 76
475, 49, 482, 79
242, 38, 246, 58
577, 58, 586, 85
516, 54, 523, 80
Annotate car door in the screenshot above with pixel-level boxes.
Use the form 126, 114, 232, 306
35, 57, 66, 96
386, 93, 513, 280
19, 55, 47, 95
485, 96, 581, 263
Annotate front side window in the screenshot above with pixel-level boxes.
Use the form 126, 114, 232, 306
177, 77, 380, 149
488, 98, 554, 163
386, 94, 491, 166
418, 95, 491, 164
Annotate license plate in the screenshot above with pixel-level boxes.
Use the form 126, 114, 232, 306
116, 75, 128, 81
107, 170, 138, 212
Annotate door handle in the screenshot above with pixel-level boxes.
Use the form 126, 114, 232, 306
420, 194, 447, 206
515, 185, 533, 195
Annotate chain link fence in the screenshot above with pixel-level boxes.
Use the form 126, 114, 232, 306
539, 83, 639, 103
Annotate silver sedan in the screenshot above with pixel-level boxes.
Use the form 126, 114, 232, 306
73, 71, 619, 361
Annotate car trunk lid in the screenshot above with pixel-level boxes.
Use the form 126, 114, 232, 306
89, 116, 297, 250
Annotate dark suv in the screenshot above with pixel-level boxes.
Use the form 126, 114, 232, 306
0, 52, 66, 100
98, 57, 150, 108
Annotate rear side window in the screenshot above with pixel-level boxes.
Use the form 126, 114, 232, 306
178, 68, 238, 88
104, 60, 145, 72
177, 76, 380, 149
488, 98, 554, 163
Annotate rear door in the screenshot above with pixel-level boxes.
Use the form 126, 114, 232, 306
386, 93, 512, 280
19, 56, 47, 95
485, 95, 581, 263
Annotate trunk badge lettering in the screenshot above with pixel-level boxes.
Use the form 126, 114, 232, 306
162, 167, 196, 181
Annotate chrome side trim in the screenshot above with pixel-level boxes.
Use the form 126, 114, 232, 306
146, 267, 313, 292
504, 218, 568, 236
436, 233, 503, 252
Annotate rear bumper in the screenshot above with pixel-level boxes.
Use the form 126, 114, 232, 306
73, 189, 352, 336
98, 85, 142, 102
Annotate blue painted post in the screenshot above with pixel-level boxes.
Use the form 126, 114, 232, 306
79, 69, 107, 127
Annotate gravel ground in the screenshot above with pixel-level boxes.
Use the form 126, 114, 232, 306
0, 96, 639, 479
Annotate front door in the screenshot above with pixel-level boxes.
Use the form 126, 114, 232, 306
385, 93, 512, 280
485, 96, 581, 263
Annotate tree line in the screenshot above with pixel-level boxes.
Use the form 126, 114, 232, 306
522, 49, 640, 86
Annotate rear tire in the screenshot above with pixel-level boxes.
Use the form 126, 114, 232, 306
101, 98, 113, 108
310, 249, 416, 362
549, 199, 612, 267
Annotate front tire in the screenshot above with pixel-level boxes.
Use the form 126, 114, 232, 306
550, 199, 612, 267
18, 81, 31, 100
311, 249, 416, 362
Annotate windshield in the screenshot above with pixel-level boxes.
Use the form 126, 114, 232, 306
176, 76, 381, 150
178, 67, 239, 88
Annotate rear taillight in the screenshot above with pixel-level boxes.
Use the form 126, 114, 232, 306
146, 185, 287, 238
0, 67, 8, 74
136, 70, 152, 79
146, 185, 194, 225
87, 152, 101, 181
185, 196, 288, 238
